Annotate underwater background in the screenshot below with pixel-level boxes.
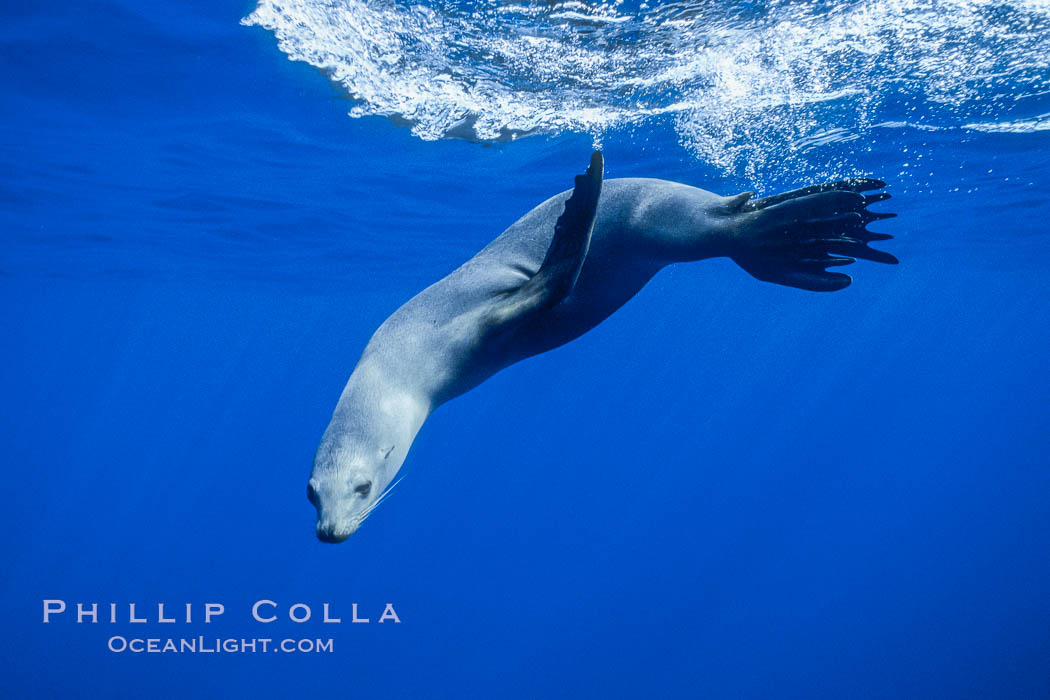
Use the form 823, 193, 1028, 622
2, 0, 1049, 697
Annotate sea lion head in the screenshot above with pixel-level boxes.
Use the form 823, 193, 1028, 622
308, 439, 399, 543
308, 367, 427, 543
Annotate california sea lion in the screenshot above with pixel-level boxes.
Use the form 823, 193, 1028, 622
308, 152, 896, 542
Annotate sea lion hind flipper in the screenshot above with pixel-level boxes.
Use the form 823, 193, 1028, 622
744, 177, 887, 210
732, 252, 855, 292
732, 183, 897, 292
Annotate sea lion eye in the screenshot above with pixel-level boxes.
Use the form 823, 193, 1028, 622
306, 482, 319, 505
354, 482, 372, 498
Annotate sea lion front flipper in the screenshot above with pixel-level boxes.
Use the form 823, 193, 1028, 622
530, 150, 604, 308
488, 151, 604, 326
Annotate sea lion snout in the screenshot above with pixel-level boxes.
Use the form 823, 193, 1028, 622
315, 520, 355, 543
308, 475, 374, 544
313, 502, 361, 544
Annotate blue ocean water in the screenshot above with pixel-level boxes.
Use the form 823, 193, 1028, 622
2, 0, 1049, 697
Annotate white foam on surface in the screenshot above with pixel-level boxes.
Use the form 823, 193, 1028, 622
243, 0, 1050, 176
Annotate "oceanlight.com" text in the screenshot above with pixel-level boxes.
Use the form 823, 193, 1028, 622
106, 636, 334, 654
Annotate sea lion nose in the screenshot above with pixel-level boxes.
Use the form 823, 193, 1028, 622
316, 521, 351, 544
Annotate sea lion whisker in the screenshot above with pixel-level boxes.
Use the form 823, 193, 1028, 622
361, 476, 405, 519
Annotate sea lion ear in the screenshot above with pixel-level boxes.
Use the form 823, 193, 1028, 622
380, 445, 394, 459
724, 191, 754, 213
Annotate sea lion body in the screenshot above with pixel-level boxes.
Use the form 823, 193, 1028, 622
371, 179, 726, 404
309, 154, 897, 542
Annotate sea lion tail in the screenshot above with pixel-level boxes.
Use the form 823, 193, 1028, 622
731, 178, 897, 292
